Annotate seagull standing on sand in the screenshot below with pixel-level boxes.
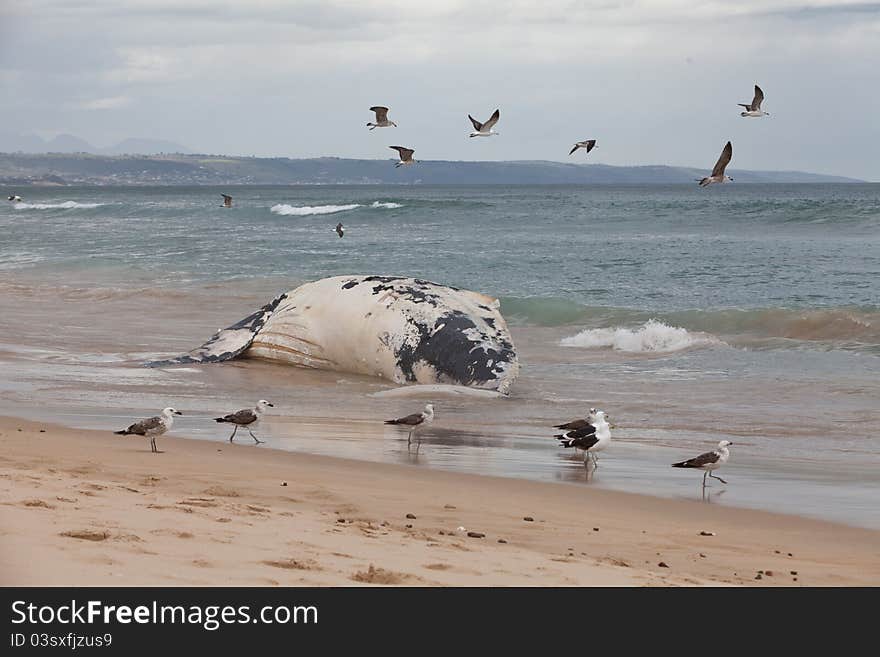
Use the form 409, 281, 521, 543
367, 106, 397, 130
214, 399, 274, 444
556, 410, 611, 467
390, 146, 416, 167
569, 140, 597, 156
739, 85, 769, 117
672, 440, 733, 487
221, 194, 233, 208
698, 141, 733, 187
468, 109, 501, 137
385, 403, 434, 448
114, 407, 182, 454
335, 222, 344, 238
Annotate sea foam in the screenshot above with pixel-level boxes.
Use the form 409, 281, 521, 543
561, 319, 721, 353
14, 201, 103, 210
270, 201, 402, 216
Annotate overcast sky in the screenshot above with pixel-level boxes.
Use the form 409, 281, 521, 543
1, 1, 879, 179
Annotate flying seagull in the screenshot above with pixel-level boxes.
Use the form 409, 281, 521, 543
390, 146, 416, 167
672, 440, 733, 487
221, 193, 233, 208
739, 85, 769, 117
7, 195, 22, 202
698, 141, 733, 187
214, 399, 274, 444
367, 106, 397, 130
384, 403, 434, 448
556, 410, 611, 467
335, 222, 344, 238
569, 140, 597, 156
468, 109, 500, 137
114, 407, 182, 454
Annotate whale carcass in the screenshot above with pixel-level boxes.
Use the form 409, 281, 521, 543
149, 275, 519, 394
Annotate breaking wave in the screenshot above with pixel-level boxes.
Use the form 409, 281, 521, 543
561, 320, 723, 353
14, 201, 103, 210
270, 201, 402, 216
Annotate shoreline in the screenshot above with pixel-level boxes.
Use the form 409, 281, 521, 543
2, 415, 878, 586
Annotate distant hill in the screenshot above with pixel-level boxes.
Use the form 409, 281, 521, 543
0, 152, 864, 186
0, 132, 192, 156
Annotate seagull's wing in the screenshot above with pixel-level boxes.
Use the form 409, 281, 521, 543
224, 409, 258, 425
221, 194, 232, 201
385, 412, 425, 426
482, 109, 500, 131
564, 434, 600, 451
711, 141, 732, 177
584, 139, 596, 153
554, 418, 591, 430
127, 415, 163, 435
468, 114, 483, 131
569, 144, 581, 156
370, 106, 389, 122
389, 146, 414, 161
673, 450, 721, 468
752, 85, 764, 110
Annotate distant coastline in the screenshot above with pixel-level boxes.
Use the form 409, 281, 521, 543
0, 152, 864, 186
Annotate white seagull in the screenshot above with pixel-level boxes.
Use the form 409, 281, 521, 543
367, 106, 397, 130
556, 410, 611, 467
569, 140, 597, 156
384, 403, 434, 448
389, 146, 416, 167
739, 85, 769, 117
114, 407, 182, 454
698, 141, 733, 187
468, 109, 500, 137
7, 195, 22, 202
214, 399, 274, 444
672, 440, 733, 487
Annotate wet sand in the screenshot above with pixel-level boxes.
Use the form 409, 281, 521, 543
2, 416, 878, 586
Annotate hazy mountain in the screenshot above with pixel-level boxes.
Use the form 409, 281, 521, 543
0, 152, 864, 186
0, 132, 191, 155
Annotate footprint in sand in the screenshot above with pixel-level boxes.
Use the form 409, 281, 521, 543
262, 558, 321, 571
350, 564, 419, 585
22, 499, 55, 509
203, 486, 240, 497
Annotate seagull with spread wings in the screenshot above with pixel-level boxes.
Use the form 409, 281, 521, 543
698, 141, 733, 187
389, 146, 416, 167
569, 140, 597, 156
468, 109, 501, 137
367, 106, 397, 130
739, 85, 769, 117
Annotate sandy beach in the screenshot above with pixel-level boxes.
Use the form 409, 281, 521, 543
2, 416, 878, 587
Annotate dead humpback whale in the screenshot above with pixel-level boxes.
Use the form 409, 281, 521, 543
148, 275, 519, 394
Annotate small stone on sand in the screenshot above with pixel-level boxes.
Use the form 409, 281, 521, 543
467, 532, 485, 538
281, 482, 287, 486
699, 531, 715, 536
406, 513, 416, 519
523, 516, 534, 522
658, 562, 669, 568
498, 539, 507, 544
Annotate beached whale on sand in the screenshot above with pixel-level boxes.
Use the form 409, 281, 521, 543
148, 275, 519, 394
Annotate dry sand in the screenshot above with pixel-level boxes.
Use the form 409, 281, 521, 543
1, 416, 878, 586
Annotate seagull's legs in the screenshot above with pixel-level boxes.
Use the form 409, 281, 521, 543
150, 437, 157, 453
709, 472, 727, 485
229, 425, 238, 442
407, 429, 413, 446
702, 471, 708, 488
248, 428, 264, 445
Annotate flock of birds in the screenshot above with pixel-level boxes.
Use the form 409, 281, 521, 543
116, 401, 733, 488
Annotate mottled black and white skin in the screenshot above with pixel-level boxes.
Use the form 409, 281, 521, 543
114, 407, 182, 453
148, 275, 519, 394
214, 399, 274, 444
385, 403, 434, 448
672, 440, 733, 487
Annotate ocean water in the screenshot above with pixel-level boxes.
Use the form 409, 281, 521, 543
1, 184, 878, 527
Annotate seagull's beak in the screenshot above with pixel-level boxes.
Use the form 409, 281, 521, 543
174, 411, 183, 415
267, 403, 274, 407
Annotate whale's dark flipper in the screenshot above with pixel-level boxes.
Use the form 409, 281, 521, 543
146, 293, 288, 367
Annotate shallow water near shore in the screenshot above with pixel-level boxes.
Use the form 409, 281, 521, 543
1, 184, 878, 528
